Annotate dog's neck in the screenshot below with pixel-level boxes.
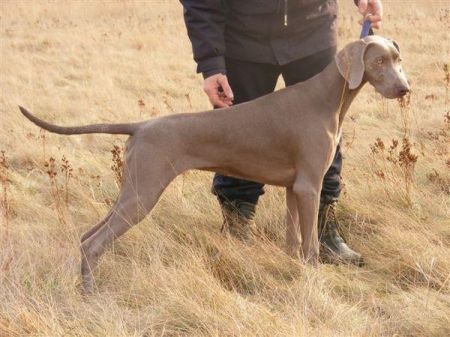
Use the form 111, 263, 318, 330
315, 60, 365, 128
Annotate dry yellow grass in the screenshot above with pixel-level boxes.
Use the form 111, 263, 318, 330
1, 1, 449, 336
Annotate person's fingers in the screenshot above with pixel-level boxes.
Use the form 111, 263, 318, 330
358, 0, 382, 29
219, 96, 233, 106
209, 92, 232, 108
218, 94, 232, 105
367, 14, 381, 22
203, 74, 233, 108
370, 0, 383, 18
204, 84, 220, 105
360, 0, 382, 16
210, 96, 228, 108
222, 98, 234, 106
371, 21, 381, 29
358, 0, 368, 14
217, 76, 234, 101
366, 13, 382, 29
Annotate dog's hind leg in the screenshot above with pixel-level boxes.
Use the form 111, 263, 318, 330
80, 144, 178, 294
80, 202, 117, 243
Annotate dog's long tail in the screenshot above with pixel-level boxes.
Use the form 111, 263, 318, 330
19, 106, 141, 135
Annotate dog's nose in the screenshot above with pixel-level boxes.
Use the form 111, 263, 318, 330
398, 85, 410, 97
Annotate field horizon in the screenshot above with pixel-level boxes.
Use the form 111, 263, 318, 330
1, 1, 449, 336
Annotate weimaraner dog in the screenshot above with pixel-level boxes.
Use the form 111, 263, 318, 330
20, 36, 409, 293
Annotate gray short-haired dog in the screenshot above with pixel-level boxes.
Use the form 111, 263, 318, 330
20, 36, 410, 293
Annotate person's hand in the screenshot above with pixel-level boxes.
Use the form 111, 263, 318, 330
357, 0, 383, 29
203, 73, 234, 108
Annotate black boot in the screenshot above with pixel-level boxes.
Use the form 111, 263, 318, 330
220, 200, 257, 242
318, 198, 363, 266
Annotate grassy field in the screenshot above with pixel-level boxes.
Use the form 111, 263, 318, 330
1, 1, 449, 336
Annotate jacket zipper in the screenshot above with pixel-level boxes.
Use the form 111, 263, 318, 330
284, 0, 288, 26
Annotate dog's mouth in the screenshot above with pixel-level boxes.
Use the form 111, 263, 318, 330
375, 86, 410, 99
375, 87, 396, 99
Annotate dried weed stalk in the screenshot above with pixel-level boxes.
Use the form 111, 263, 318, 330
45, 157, 65, 224
163, 92, 174, 112
444, 63, 449, 106
111, 145, 124, 185
445, 111, 450, 130
39, 129, 46, 163
185, 93, 193, 110
138, 99, 145, 117
0, 151, 10, 235
398, 137, 418, 200
398, 93, 411, 136
370, 136, 418, 204
44, 156, 74, 224
60, 155, 73, 205
425, 111, 450, 142
427, 169, 450, 195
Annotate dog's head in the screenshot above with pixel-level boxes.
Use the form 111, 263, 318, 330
335, 36, 410, 98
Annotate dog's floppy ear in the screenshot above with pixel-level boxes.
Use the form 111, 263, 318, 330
335, 40, 372, 90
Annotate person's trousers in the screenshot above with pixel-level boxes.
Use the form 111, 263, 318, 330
213, 46, 341, 205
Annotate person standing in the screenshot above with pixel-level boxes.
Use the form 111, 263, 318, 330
181, 0, 382, 265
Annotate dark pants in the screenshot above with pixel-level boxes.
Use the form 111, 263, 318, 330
213, 47, 342, 205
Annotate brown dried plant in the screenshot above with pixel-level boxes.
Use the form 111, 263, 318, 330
44, 157, 67, 224
39, 129, 46, 163
427, 169, 450, 195
444, 111, 450, 130
60, 155, 73, 206
444, 63, 449, 106
425, 110, 450, 142
370, 136, 418, 205
398, 137, 419, 202
387, 139, 399, 164
138, 99, 145, 117
369, 137, 385, 154
397, 92, 411, 136
163, 91, 174, 112
0, 151, 10, 235
111, 145, 124, 185
370, 138, 388, 180
185, 93, 193, 110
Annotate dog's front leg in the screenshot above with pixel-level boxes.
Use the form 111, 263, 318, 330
292, 178, 320, 265
285, 187, 301, 258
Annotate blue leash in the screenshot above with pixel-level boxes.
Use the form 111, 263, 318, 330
360, 20, 373, 38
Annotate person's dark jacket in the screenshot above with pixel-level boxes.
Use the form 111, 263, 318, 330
181, 0, 339, 78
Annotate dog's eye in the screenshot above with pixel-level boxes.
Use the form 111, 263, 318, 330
393, 54, 402, 63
